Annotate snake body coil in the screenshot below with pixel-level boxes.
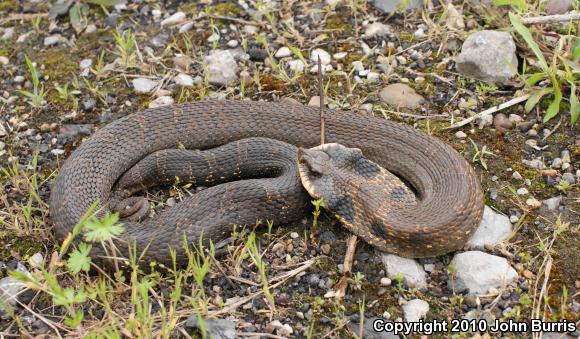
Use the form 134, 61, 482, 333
50, 100, 484, 266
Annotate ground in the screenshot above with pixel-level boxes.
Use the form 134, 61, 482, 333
0, 0, 578, 338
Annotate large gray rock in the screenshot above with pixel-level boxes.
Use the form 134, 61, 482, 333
450, 251, 518, 294
185, 316, 236, 339
205, 50, 239, 86
381, 253, 427, 289
545, 0, 574, 15
379, 83, 425, 109
467, 206, 512, 250
456, 30, 518, 84
371, 0, 422, 13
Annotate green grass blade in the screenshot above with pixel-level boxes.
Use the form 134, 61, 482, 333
525, 88, 552, 113
509, 13, 548, 71
570, 82, 579, 124
543, 88, 562, 123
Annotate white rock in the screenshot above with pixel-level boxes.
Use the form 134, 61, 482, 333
44, 34, 65, 46
287, 59, 305, 72
0, 56, 8, 66
310, 48, 331, 65
275, 46, 292, 58
455, 131, 467, 139
509, 215, 519, 223
207, 33, 220, 43
309, 64, 333, 74
509, 114, 523, 124
380, 277, 392, 286
381, 253, 427, 289
477, 114, 493, 128
542, 196, 562, 211
526, 198, 542, 209
226, 40, 239, 48
149, 96, 174, 108
512, 171, 523, 180
161, 12, 186, 27
28, 252, 44, 268
174, 73, 194, 87
204, 50, 238, 86
243, 25, 258, 35
79, 59, 92, 69
1, 27, 14, 40
413, 27, 426, 39
403, 299, 429, 322
551, 157, 562, 168
561, 150, 571, 164
290, 232, 299, 239
0, 263, 30, 313
326, 0, 343, 8
451, 251, 518, 294
333, 52, 348, 59
467, 206, 512, 250
516, 188, 529, 195
132, 78, 158, 93
364, 22, 392, 38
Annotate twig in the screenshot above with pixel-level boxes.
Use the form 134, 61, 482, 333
446, 93, 531, 129
521, 13, 580, 25
318, 56, 325, 145
541, 118, 562, 140
0, 13, 47, 25
380, 109, 449, 120
325, 236, 357, 299
206, 248, 237, 289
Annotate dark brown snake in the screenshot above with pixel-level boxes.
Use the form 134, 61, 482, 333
50, 100, 484, 267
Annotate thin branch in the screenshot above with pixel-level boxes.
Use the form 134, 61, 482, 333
522, 13, 580, 25
318, 56, 325, 145
446, 93, 531, 129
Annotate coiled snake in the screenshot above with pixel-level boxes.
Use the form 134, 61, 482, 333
50, 100, 484, 267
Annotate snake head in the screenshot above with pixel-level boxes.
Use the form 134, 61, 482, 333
297, 143, 365, 205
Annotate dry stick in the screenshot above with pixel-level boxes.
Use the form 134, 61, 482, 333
446, 93, 531, 129
0, 13, 47, 25
521, 13, 580, 25
325, 235, 358, 299
205, 248, 237, 289
318, 56, 325, 145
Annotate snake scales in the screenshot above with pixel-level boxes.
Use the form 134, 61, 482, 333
50, 100, 484, 267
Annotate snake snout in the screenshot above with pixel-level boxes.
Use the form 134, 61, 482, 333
113, 197, 150, 222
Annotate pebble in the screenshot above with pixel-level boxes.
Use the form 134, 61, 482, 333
333, 52, 347, 59
560, 150, 570, 164
542, 196, 562, 211
523, 159, 544, 170
290, 232, 299, 239
413, 27, 426, 39
44, 34, 65, 46
287, 59, 305, 72
308, 96, 321, 107
512, 171, 523, 180
381, 254, 427, 289
493, 113, 512, 133
310, 48, 331, 65
379, 83, 424, 109
174, 73, 194, 87
275, 46, 292, 58
526, 198, 542, 209
477, 114, 493, 128
363, 22, 392, 38
28, 253, 44, 269
204, 50, 239, 86
451, 251, 518, 294
0, 263, 30, 314
551, 157, 562, 168
132, 78, 158, 93
0, 56, 8, 66
545, 0, 574, 15
403, 299, 429, 322
79, 59, 92, 69
207, 33, 220, 43
516, 188, 528, 195
509, 215, 519, 223
243, 25, 258, 35
149, 96, 174, 108
467, 206, 511, 250
561, 172, 575, 185
508, 114, 523, 124
226, 40, 238, 48
13, 75, 24, 84
160, 12, 186, 27
455, 131, 467, 139
380, 277, 392, 286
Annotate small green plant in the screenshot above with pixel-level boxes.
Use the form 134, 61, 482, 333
510, 13, 579, 124
492, 0, 528, 11
55, 83, 81, 102
349, 272, 365, 291
469, 138, 496, 170
113, 28, 136, 68
246, 232, 275, 309
311, 198, 325, 228
555, 179, 571, 192
20, 55, 46, 107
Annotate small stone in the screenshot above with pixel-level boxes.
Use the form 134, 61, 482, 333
451, 251, 518, 294
28, 253, 44, 269
467, 206, 512, 250
132, 78, 158, 93
380, 277, 392, 286
508, 114, 523, 124
379, 83, 424, 109
290, 232, 299, 239
44, 34, 65, 46
371, 0, 422, 13
79, 59, 92, 69
320, 244, 331, 255
477, 114, 493, 128
516, 188, 528, 195
308, 96, 321, 107
381, 254, 427, 289
174, 73, 194, 87
493, 113, 512, 133
456, 30, 518, 84
516, 121, 535, 132
509, 215, 519, 223
551, 157, 563, 168
287, 59, 305, 73
85, 24, 97, 33
512, 171, 523, 180
413, 27, 426, 39
204, 50, 239, 86
207, 33, 220, 43
545, 0, 573, 15
310, 48, 331, 65
82, 97, 96, 111
562, 172, 576, 185
396, 55, 407, 65
542, 196, 562, 211
149, 96, 174, 108
455, 131, 467, 139
226, 40, 238, 48
560, 150, 571, 164
445, 3, 465, 30
523, 159, 544, 170
161, 12, 186, 27
403, 299, 429, 322
275, 46, 292, 58
243, 25, 258, 35
526, 198, 542, 209
364, 22, 392, 38
333, 52, 347, 59
0, 56, 9, 66
1, 27, 14, 40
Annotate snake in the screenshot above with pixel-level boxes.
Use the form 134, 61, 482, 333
49, 100, 484, 267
